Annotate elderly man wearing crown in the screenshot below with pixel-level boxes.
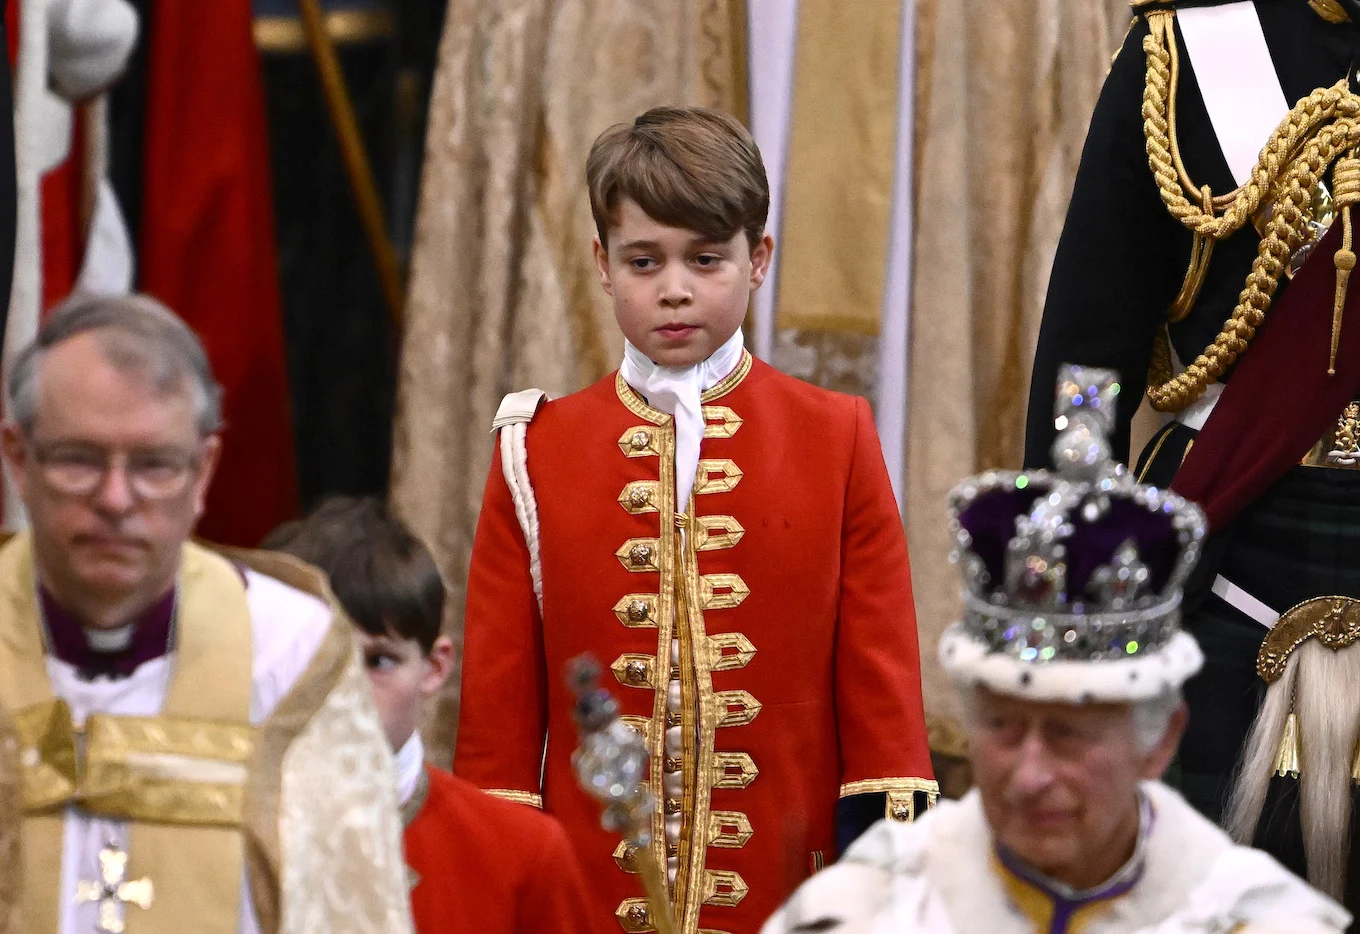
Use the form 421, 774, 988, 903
761, 366, 1348, 934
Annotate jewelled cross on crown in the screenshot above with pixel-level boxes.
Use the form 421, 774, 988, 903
76, 839, 154, 934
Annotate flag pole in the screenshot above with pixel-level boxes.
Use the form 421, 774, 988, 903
294, 0, 406, 327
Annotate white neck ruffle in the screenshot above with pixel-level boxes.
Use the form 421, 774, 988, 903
620, 329, 745, 510
395, 731, 425, 807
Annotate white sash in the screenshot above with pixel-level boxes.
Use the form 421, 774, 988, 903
1178, 2, 1291, 188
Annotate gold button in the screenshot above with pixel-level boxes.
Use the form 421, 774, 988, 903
665, 798, 682, 814
674, 513, 688, 530
666, 712, 682, 728
665, 756, 683, 772
890, 804, 912, 822
668, 665, 680, 680
627, 600, 650, 623
629, 487, 652, 508
667, 843, 679, 858
624, 660, 649, 685
629, 544, 653, 567
630, 430, 651, 451
627, 904, 649, 924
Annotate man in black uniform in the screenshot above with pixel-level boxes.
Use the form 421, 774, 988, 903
1026, 0, 1360, 913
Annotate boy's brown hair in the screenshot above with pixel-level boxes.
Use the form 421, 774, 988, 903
263, 496, 445, 655
587, 106, 769, 250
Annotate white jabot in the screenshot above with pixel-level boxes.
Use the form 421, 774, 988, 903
620, 329, 745, 510
395, 732, 426, 807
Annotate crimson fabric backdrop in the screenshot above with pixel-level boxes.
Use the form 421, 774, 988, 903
138, 0, 297, 545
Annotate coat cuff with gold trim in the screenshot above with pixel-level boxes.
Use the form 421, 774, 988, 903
839, 777, 940, 822
483, 788, 544, 809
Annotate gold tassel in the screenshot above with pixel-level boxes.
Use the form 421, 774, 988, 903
1275, 712, 1301, 778
1330, 158, 1360, 374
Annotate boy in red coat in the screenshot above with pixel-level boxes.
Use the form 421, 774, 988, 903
268, 497, 599, 934
458, 106, 936, 934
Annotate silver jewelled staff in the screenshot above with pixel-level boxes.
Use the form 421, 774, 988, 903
566, 655, 677, 934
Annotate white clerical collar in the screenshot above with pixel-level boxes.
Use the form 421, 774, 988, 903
395, 731, 425, 807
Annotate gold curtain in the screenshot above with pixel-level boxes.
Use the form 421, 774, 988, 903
776, 0, 904, 336
907, 0, 1132, 755
390, 0, 744, 766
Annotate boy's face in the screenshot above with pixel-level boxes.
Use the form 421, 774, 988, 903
594, 198, 773, 367
358, 629, 453, 752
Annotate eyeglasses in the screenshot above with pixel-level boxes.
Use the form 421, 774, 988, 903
28, 440, 204, 501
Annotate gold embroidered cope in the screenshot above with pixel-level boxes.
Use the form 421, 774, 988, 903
0, 535, 254, 934
0, 533, 414, 934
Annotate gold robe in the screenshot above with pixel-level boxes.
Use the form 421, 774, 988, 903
0, 532, 414, 934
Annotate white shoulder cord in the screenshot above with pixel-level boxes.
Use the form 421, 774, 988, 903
492, 389, 549, 617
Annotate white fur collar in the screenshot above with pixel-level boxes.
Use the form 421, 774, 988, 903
762, 782, 1349, 934
919, 783, 1229, 933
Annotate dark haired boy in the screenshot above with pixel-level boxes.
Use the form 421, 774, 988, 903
267, 497, 599, 934
458, 106, 936, 934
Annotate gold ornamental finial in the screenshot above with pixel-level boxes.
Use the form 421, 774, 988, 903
1311, 0, 1351, 25
1258, 597, 1360, 682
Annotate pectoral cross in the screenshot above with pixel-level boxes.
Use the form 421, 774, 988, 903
76, 840, 154, 934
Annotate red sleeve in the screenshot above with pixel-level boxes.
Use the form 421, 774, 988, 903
517, 818, 604, 934
834, 396, 937, 816
453, 442, 549, 806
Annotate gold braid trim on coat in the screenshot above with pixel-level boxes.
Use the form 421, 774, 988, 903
1140, 10, 1360, 412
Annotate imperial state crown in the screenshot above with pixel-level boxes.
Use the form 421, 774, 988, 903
940, 365, 1207, 702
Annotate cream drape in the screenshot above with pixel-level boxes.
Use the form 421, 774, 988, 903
906, 0, 1131, 754
390, 0, 743, 765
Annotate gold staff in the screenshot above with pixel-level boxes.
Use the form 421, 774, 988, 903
294, 0, 406, 326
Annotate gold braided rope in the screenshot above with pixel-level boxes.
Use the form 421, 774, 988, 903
1329, 156, 1360, 372
1141, 10, 1360, 411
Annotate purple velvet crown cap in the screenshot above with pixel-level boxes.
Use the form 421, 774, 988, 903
955, 476, 1184, 609
940, 366, 1206, 698
947, 364, 1205, 616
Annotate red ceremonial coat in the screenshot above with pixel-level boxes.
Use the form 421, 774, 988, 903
404, 764, 600, 934
456, 352, 935, 934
